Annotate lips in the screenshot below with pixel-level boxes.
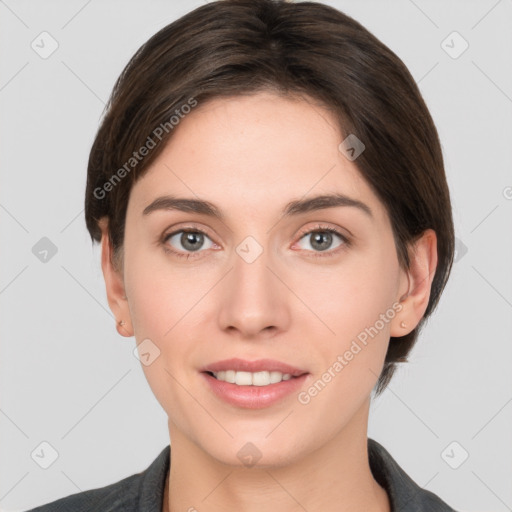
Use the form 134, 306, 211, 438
200, 370, 309, 409
200, 358, 308, 378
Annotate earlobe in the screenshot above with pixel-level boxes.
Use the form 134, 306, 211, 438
99, 218, 133, 338
116, 318, 132, 337
390, 229, 438, 337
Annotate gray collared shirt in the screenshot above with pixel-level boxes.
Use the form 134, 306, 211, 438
25, 438, 458, 511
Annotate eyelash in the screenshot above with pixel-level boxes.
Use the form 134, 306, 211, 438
161, 224, 350, 260
161, 227, 215, 260
295, 224, 350, 259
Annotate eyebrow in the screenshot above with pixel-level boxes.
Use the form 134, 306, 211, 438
142, 193, 372, 219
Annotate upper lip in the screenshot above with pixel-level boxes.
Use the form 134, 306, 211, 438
201, 358, 308, 377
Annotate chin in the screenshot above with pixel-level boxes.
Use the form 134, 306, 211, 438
197, 432, 310, 470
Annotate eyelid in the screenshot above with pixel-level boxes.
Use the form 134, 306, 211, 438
291, 223, 351, 258
295, 222, 350, 241
161, 222, 351, 258
162, 222, 216, 241
161, 224, 219, 258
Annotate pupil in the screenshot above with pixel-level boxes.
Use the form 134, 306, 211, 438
312, 232, 332, 251
182, 232, 203, 251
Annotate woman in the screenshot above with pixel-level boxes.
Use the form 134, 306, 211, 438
28, 0, 457, 510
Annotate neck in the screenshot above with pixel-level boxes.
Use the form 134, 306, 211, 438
164, 398, 389, 512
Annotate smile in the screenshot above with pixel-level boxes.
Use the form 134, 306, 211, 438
209, 370, 294, 386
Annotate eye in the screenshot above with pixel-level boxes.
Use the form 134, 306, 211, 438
294, 225, 349, 256
163, 228, 216, 257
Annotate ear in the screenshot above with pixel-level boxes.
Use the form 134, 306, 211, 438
390, 229, 438, 337
98, 218, 133, 338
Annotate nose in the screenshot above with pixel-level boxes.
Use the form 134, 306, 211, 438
217, 246, 291, 339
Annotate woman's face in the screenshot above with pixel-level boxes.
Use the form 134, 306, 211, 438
119, 92, 410, 466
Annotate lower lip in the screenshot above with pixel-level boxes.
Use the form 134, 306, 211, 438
201, 372, 308, 409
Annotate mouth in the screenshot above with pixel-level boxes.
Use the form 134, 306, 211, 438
199, 358, 309, 409
200, 358, 308, 383
203, 369, 302, 386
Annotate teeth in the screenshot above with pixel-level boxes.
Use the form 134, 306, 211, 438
212, 370, 293, 386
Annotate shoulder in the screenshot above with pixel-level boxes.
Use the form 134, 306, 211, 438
25, 472, 141, 512
24, 446, 170, 512
368, 438, 459, 511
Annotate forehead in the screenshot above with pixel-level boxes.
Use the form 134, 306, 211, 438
128, 92, 385, 220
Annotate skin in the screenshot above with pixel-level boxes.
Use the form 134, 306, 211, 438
99, 92, 437, 512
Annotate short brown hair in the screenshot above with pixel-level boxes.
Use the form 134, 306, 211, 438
85, 0, 455, 395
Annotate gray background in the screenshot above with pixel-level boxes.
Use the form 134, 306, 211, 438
1, 0, 511, 510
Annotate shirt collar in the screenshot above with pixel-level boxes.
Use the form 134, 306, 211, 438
138, 439, 455, 511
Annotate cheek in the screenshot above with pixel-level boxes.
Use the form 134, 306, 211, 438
125, 270, 194, 414
124, 241, 196, 338
293, 244, 401, 402
299, 248, 400, 340
293, 256, 400, 425
123, 244, 211, 395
